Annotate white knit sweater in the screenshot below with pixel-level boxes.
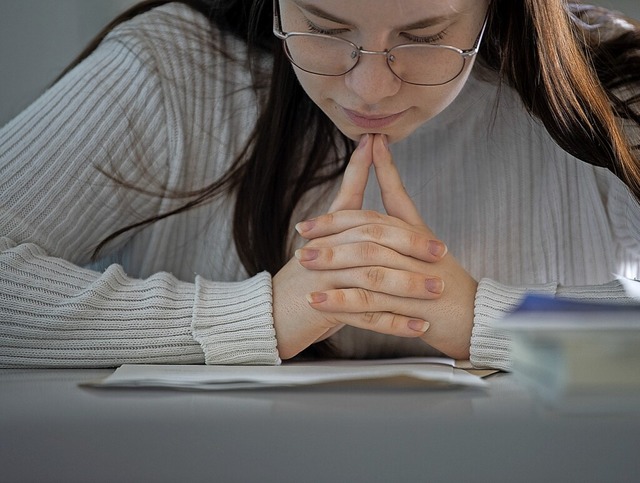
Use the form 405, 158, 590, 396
1, 3, 639, 369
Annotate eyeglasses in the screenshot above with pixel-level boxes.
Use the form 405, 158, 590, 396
273, 0, 489, 86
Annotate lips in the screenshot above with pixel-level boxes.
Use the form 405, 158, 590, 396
342, 108, 406, 130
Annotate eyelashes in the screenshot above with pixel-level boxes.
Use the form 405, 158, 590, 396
401, 31, 448, 44
304, 18, 449, 45
304, 19, 347, 36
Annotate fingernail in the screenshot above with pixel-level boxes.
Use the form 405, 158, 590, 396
426, 278, 444, 294
306, 292, 327, 304
382, 134, 389, 149
295, 219, 316, 234
408, 320, 430, 333
357, 133, 369, 150
428, 240, 448, 258
295, 248, 319, 261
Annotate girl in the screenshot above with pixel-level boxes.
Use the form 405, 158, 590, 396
1, 0, 639, 369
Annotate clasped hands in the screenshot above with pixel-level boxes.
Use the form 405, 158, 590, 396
273, 134, 478, 360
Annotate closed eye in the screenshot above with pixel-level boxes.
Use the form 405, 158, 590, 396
401, 30, 448, 44
305, 19, 349, 36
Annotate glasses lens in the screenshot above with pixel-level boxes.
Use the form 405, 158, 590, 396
388, 45, 465, 85
284, 34, 358, 76
282, 34, 467, 85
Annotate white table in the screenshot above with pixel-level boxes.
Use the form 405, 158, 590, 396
1, 368, 638, 482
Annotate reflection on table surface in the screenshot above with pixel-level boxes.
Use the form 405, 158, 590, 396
1, 368, 639, 483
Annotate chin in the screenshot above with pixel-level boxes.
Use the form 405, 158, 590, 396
337, 124, 417, 145
329, 108, 439, 146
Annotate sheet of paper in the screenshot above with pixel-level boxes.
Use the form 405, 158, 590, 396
291, 357, 498, 378
91, 359, 488, 391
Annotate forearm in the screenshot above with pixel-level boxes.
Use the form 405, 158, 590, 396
470, 277, 635, 370
0, 238, 280, 367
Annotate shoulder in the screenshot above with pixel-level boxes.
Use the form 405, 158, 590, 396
100, 2, 260, 75
108, 2, 216, 44
88, 1, 269, 115
98, 3, 268, 190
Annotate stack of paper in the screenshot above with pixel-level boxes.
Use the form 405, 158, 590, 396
494, 293, 640, 411
90, 358, 488, 391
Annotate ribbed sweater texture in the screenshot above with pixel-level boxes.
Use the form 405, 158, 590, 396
1, 4, 639, 369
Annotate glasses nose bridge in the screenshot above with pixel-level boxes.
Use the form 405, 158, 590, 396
355, 46, 391, 63
357, 47, 389, 57
352, 46, 395, 74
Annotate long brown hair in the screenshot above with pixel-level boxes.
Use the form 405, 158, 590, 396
62, 0, 640, 277
481, 0, 640, 199
63, 0, 353, 275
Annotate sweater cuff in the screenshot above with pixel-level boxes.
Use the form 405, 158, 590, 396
470, 278, 557, 371
192, 271, 281, 365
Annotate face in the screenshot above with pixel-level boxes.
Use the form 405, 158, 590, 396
278, 0, 490, 144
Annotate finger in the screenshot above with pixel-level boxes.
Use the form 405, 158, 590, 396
295, 210, 448, 260
372, 134, 426, 228
297, 209, 399, 238
306, 292, 430, 337
320, 265, 444, 299
336, 311, 430, 337
307, 287, 434, 318
327, 134, 373, 213
296, 236, 446, 269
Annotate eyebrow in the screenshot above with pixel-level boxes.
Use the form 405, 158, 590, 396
292, 1, 454, 30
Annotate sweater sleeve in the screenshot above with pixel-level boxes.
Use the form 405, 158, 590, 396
470, 277, 636, 371
0, 238, 278, 367
0, 7, 280, 367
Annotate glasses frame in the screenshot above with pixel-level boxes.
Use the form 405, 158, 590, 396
272, 0, 490, 86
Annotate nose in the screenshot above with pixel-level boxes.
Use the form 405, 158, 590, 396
344, 51, 402, 105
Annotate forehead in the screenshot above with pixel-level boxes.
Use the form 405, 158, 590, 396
284, 0, 484, 34
287, 0, 476, 23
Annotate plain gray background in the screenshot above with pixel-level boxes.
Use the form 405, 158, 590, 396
1, 0, 639, 128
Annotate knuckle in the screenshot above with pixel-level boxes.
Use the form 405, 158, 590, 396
319, 212, 335, 225
386, 314, 402, 333
404, 274, 421, 295
364, 223, 385, 241
361, 312, 401, 335
348, 191, 365, 204
360, 241, 379, 261
408, 231, 424, 252
355, 288, 375, 306
364, 210, 384, 222
366, 267, 386, 288
362, 311, 380, 327
324, 246, 335, 263
334, 289, 348, 306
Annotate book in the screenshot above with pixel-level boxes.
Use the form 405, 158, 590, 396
493, 295, 640, 411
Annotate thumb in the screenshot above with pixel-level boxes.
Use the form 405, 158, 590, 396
372, 134, 425, 227
328, 134, 373, 213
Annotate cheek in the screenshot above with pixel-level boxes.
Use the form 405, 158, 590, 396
293, 69, 330, 105
414, 61, 476, 119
